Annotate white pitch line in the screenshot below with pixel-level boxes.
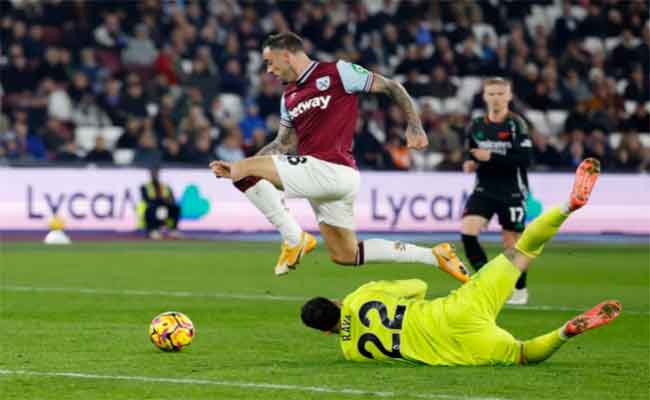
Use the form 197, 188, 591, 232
2, 285, 648, 315
0, 369, 506, 400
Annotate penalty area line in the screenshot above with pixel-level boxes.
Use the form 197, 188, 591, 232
0, 369, 506, 400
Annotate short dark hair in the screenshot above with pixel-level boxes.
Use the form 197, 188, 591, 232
301, 297, 340, 331
262, 32, 304, 53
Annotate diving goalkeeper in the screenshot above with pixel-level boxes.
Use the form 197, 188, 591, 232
300, 158, 621, 366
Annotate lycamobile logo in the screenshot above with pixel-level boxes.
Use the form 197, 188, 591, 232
180, 184, 210, 220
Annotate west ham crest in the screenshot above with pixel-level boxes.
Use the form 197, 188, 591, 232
316, 76, 330, 91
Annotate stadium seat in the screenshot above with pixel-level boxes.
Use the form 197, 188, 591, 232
75, 127, 99, 152
113, 149, 135, 165
457, 77, 482, 109
616, 79, 629, 95
609, 132, 650, 149
544, 5, 562, 28
609, 132, 622, 148
442, 97, 464, 114
95, 50, 122, 75
625, 101, 638, 115
604, 37, 621, 53
524, 110, 551, 135
219, 94, 244, 122
583, 37, 604, 55
547, 110, 569, 135
75, 126, 125, 152
471, 110, 485, 119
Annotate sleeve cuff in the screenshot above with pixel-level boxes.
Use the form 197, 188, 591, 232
363, 72, 374, 92
280, 119, 293, 128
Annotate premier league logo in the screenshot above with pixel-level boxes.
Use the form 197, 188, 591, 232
316, 76, 330, 91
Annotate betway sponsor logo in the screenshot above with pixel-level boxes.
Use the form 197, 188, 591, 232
288, 95, 331, 119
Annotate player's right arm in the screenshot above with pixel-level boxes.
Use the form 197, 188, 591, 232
256, 124, 297, 156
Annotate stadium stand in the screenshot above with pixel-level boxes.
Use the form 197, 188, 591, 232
1, 0, 648, 172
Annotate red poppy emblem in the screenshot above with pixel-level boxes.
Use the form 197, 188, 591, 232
498, 131, 510, 140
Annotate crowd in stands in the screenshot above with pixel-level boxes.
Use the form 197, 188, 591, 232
1, 0, 649, 172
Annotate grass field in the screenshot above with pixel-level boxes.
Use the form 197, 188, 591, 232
0, 240, 648, 400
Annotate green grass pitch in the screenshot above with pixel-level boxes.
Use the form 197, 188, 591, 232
1, 240, 648, 400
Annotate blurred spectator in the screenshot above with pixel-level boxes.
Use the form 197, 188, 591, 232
456, 37, 483, 76
78, 48, 105, 89
2, 46, 36, 94
562, 69, 592, 104
35, 47, 68, 84
353, 119, 390, 170
564, 102, 593, 133
178, 104, 210, 142
624, 104, 650, 132
116, 118, 142, 149
624, 65, 650, 103
1, 122, 46, 160
85, 136, 114, 163
71, 93, 112, 128
436, 149, 464, 171
531, 131, 566, 169
578, 4, 605, 38
215, 130, 245, 163
55, 141, 82, 162
256, 76, 282, 119
384, 133, 411, 171
553, 3, 579, 53
154, 45, 180, 85
585, 130, 613, 170
183, 132, 213, 165
122, 23, 158, 66
40, 117, 72, 152
239, 102, 265, 144
162, 138, 182, 163
244, 127, 269, 157
120, 78, 149, 119
184, 55, 220, 101
429, 66, 458, 99
134, 130, 162, 166
614, 132, 644, 171
94, 13, 127, 50
98, 77, 123, 125
220, 58, 247, 96
402, 68, 432, 98
154, 94, 179, 142
609, 29, 642, 78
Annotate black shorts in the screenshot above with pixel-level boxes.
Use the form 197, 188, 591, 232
462, 192, 526, 232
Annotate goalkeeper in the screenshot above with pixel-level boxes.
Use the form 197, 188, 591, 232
301, 158, 621, 366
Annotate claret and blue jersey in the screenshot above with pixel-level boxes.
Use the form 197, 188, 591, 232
279, 60, 375, 169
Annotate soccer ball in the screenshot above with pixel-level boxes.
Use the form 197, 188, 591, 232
148, 311, 195, 351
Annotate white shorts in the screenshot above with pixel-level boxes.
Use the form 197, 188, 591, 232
272, 155, 361, 230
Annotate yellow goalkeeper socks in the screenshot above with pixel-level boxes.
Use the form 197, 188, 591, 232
515, 207, 568, 258
521, 329, 567, 364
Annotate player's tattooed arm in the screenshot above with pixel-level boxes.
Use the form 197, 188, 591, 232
370, 74, 428, 150
256, 124, 297, 156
